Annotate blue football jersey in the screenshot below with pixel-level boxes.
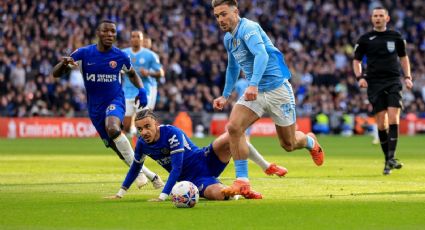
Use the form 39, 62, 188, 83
133, 125, 204, 194
122, 47, 162, 99
70, 44, 131, 114
222, 18, 292, 97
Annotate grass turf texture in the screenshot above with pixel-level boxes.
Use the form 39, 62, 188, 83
0, 136, 424, 230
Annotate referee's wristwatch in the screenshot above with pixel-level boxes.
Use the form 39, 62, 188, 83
404, 75, 412, 80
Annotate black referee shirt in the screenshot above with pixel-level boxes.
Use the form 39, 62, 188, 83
354, 30, 407, 81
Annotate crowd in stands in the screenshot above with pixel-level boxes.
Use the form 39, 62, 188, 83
1, 0, 424, 127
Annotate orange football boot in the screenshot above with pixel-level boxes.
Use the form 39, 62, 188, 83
265, 163, 288, 177
243, 190, 263, 199
221, 179, 251, 196
307, 132, 324, 166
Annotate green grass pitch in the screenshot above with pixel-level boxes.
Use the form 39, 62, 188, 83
1, 135, 425, 229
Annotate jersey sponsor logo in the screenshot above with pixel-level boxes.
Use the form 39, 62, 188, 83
87, 62, 95, 66
156, 156, 171, 166
233, 50, 248, 63
109, 60, 117, 69
369, 36, 377, 40
244, 30, 257, 41
85, 73, 118, 82
168, 134, 180, 148
387, 41, 395, 53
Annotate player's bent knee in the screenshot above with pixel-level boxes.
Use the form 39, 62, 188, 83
106, 126, 121, 139
226, 123, 243, 136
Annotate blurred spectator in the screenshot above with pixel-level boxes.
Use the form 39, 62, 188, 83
0, 0, 423, 123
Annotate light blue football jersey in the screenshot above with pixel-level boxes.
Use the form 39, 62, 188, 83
222, 18, 291, 98
122, 47, 162, 99
234, 77, 249, 99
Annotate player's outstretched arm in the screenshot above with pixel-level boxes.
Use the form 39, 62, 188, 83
52, 57, 76, 78
104, 160, 143, 199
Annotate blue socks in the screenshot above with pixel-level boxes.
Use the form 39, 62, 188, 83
306, 135, 315, 150
234, 159, 248, 180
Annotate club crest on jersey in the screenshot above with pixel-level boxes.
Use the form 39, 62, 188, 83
387, 41, 395, 53
109, 60, 117, 69
106, 104, 116, 113
160, 148, 170, 155
233, 39, 240, 47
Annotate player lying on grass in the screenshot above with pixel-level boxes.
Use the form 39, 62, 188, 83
106, 109, 288, 201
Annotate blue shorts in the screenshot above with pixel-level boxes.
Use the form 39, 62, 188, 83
188, 144, 228, 197
89, 98, 125, 147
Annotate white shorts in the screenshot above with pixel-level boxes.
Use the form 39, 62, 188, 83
125, 99, 139, 117
236, 80, 296, 127
125, 87, 158, 116
147, 86, 157, 110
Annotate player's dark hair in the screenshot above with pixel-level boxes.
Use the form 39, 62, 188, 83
97, 19, 116, 30
372, 6, 388, 15
135, 109, 158, 122
211, 0, 238, 8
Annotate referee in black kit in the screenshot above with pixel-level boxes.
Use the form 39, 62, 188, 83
353, 6, 413, 175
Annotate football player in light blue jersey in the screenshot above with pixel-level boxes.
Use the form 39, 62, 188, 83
121, 31, 164, 147
122, 31, 163, 111
211, 0, 325, 197
52, 20, 163, 189
105, 109, 296, 201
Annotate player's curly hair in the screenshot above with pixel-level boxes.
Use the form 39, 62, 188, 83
96, 19, 116, 30
211, 0, 238, 8
135, 109, 158, 122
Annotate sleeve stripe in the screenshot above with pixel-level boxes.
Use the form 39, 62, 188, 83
170, 149, 184, 154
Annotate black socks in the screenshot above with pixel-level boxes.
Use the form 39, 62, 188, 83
388, 124, 399, 160
378, 124, 399, 162
378, 129, 389, 161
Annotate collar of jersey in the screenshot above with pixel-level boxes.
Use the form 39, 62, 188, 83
231, 17, 242, 38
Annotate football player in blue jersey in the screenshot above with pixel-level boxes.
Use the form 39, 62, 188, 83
106, 109, 295, 201
211, 0, 325, 197
52, 20, 163, 189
